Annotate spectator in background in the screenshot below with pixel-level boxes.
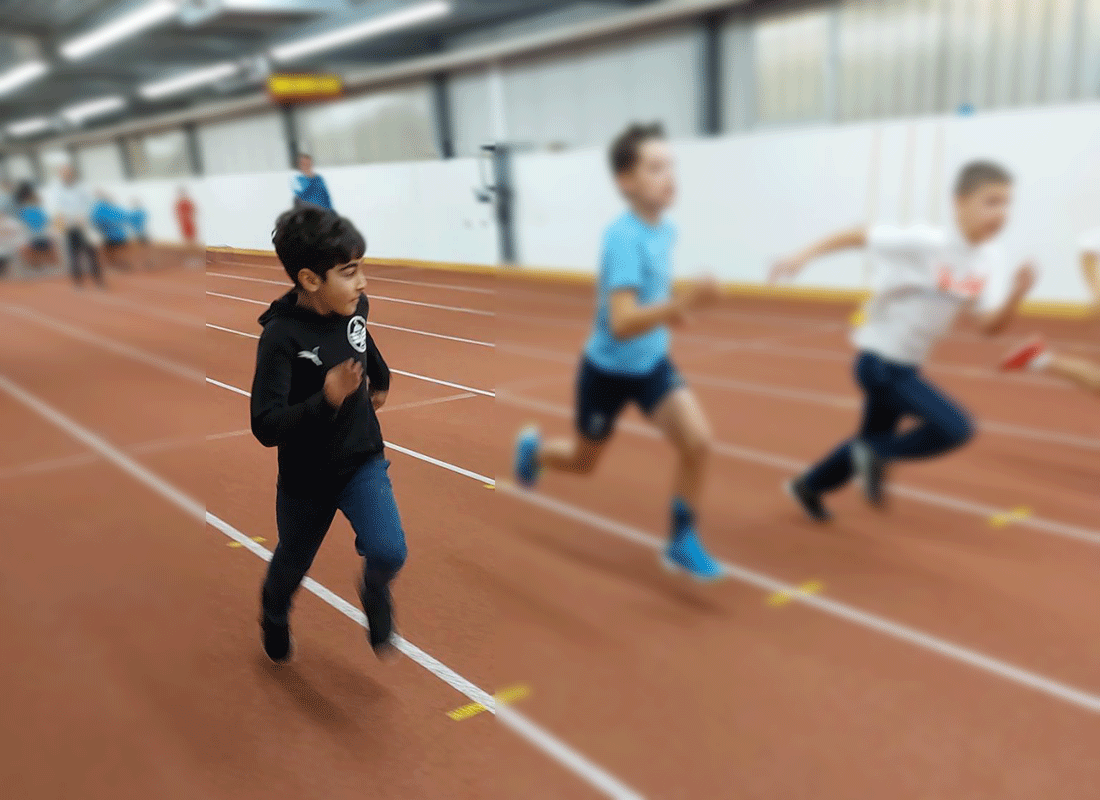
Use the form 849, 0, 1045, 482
52, 164, 105, 289
91, 191, 133, 272
290, 153, 333, 210
176, 186, 197, 245
0, 179, 14, 216
0, 210, 24, 279
15, 181, 58, 269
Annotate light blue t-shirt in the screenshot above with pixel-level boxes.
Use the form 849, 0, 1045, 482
583, 211, 674, 375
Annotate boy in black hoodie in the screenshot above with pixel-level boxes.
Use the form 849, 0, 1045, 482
251, 205, 405, 662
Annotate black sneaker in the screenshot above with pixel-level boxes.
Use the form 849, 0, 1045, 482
784, 477, 832, 522
850, 439, 887, 508
260, 615, 293, 664
359, 577, 395, 657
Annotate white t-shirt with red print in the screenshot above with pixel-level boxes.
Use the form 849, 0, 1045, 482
852, 224, 1013, 366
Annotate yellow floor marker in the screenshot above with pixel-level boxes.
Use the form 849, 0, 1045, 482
447, 684, 530, 721
849, 309, 866, 327
251, 536, 266, 543
484, 483, 495, 490
988, 506, 1031, 528
767, 580, 824, 607
227, 541, 244, 548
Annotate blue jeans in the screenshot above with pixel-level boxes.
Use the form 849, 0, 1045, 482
802, 352, 975, 494
261, 456, 407, 624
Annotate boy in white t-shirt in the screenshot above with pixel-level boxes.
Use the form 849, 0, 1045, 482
769, 161, 1036, 520
998, 229, 1100, 395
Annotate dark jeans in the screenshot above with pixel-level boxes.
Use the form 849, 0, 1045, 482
803, 351, 975, 494
261, 456, 407, 625
66, 228, 103, 286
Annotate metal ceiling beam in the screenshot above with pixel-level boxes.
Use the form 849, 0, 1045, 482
20, 0, 750, 152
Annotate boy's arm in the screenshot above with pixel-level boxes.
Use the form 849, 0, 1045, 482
608, 279, 718, 340
769, 226, 868, 284
250, 332, 340, 448
974, 262, 1036, 336
364, 333, 391, 409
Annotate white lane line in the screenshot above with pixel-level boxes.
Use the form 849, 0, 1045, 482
210, 259, 497, 295
493, 481, 1100, 716
0, 430, 248, 482
0, 369, 643, 800
88, 291, 205, 326
206, 272, 494, 317
498, 342, 1095, 450
497, 390, 1100, 548
378, 392, 478, 414
0, 305, 205, 384
206, 292, 494, 347
205, 322, 495, 396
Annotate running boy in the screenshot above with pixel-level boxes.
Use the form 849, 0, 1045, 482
513, 122, 724, 580
770, 161, 1036, 519
251, 205, 405, 662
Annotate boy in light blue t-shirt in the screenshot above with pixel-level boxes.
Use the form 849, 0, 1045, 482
514, 122, 724, 580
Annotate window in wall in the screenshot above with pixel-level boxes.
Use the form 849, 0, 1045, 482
78, 142, 125, 183
135, 129, 192, 178
199, 112, 288, 176
295, 85, 438, 167
753, 7, 830, 125
497, 27, 698, 151
1081, 0, 1100, 98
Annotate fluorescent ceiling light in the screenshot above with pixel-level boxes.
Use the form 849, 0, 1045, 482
62, 95, 128, 125
0, 60, 49, 96
140, 61, 240, 99
6, 116, 52, 137
270, 0, 450, 63
61, 0, 180, 61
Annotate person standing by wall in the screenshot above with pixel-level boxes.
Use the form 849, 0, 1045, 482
175, 186, 198, 246
289, 153, 333, 211
51, 164, 105, 289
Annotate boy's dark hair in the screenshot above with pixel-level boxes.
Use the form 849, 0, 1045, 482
272, 205, 365, 285
609, 122, 665, 175
14, 181, 36, 205
955, 160, 1012, 197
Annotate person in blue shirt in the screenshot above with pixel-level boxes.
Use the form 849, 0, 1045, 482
91, 191, 134, 271
513, 122, 724, 580
14, 182, 58, 268
128, 199, 149, 244
290, 153, 333, 210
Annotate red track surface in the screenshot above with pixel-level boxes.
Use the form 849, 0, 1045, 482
2, 249, 1098, 798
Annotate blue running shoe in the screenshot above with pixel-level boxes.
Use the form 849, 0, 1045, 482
663, 530, 724, 582
514, 425, 541, 488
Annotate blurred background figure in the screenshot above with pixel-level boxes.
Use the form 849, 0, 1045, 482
0, 206, 23, 279
90, 190, 134, 272
175, 186, 197, 246
52, 164, 105, 289
0, 179, 14, 216
14, 181, 58, 271
290, 153, 333, 210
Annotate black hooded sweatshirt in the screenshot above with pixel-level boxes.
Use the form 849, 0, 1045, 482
250, 290, 390, 496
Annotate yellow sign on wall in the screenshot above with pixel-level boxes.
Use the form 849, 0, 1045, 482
267, 74, 344, 102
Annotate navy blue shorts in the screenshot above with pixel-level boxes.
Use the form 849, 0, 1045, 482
575, 356, 685, 441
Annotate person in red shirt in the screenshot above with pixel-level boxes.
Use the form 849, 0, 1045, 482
176, 187, 197, 245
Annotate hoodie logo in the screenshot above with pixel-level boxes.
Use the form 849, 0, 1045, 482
297, 346, 322, 366
347, 315, 367, 353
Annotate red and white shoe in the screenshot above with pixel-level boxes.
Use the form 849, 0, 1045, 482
999, 336, 1048, 372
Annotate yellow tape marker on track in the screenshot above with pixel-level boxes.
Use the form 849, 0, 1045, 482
228, 536, 267, 548
484, 483, 495, 490
767, 580, 824, 607
849, 309, 866, 327
447, 684, 530, 721
988, 506, 1032, 528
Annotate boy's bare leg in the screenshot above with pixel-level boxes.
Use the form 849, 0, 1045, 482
539, 434, 607, 475
649, 387, 712, 508
1047, 353, 1100, 394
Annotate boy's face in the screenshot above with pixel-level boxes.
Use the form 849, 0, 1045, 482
955, 181, 1012, 244
617, 139, 676, 213
299, 258, 365, 316
298, 155, 313, 174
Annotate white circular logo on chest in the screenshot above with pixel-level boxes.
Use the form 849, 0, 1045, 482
347, 315, 367, 353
